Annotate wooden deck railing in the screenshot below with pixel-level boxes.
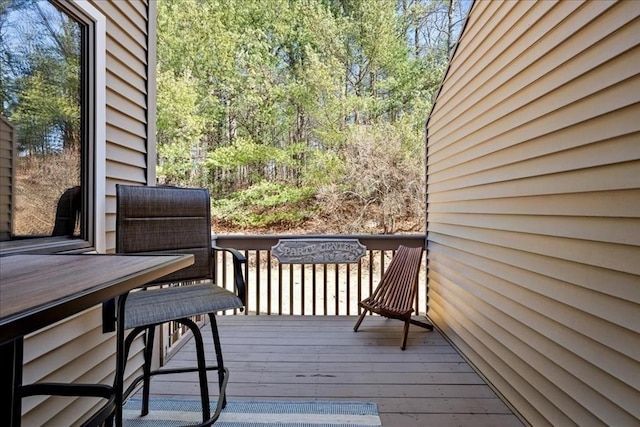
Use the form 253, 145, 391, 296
213, 234, 428, 316
163, 234, 427, 357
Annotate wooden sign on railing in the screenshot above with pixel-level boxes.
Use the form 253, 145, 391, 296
271, 238, 366, 264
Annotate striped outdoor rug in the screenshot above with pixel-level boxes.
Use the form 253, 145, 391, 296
123, 397, 382, 426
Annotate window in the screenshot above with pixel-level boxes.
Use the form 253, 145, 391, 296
0, 0, 104, 252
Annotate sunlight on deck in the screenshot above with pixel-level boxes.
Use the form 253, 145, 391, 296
141, 316, 523, 427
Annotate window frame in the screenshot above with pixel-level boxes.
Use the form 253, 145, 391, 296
0, 0, 105, 254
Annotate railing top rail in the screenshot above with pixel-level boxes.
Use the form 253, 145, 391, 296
212, 234, 427, 250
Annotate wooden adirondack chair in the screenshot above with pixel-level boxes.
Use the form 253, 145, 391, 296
353, 245, 433, 349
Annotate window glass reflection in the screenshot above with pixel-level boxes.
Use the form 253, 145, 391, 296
0, 0, 82, 239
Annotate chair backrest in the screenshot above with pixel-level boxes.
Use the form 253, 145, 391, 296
116, 184, 213, 284
371, 245, 424, 313
52, 186, 81, 236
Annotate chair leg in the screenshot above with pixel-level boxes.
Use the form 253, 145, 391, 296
208, 313, 227, 408
113, 302, 128, 427
141, 326, 155, 416
353, 308, 368, 332
182, 318, 211, 423
401, 319, 410, 350
116, 326, 146, 427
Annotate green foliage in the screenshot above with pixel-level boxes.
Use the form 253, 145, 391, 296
156, 70, 207, 185
205, 138, 305, 169
300, 149, 346, 187
156, 139, 195, 185
2, 2, 81, 153
155, 0, 469, 232
212, 181, 316, 227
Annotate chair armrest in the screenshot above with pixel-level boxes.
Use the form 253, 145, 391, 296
212, 245, 246, 263
212, 245, 247, 306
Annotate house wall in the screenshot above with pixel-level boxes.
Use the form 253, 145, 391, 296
0, 116, 14, 241
93, 0, 157, 252
21, 1, 156, 425
426, 1, 640, 426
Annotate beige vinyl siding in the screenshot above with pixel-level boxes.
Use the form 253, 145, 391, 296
0, 116, 14, 241
426, 1, 640, 426
91, 0, 153, 249
21, 1, 155, 425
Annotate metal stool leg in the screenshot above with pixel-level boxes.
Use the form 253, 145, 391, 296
180, 318, 211, 423
141, 326, 155, 416
208, 313, 227, 408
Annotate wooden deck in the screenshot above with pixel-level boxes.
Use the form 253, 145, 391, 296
143, 315, 524, 426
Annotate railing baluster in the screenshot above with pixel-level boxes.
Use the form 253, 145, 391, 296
267, 250, 272, 315
256, 250, 261, 315
323, 264, 328, 315
289, 264, 294, 315
301, 263, 306, 316
356, 259, 362, 315
242, 250, 249, 315
332, 264, 340, 316
368, 249, 374, 308
380, 250, 386, 284
221, 251, 228, 313
278, 261, 283, 315
346, 263, 351, 315
312, 264, 317, 316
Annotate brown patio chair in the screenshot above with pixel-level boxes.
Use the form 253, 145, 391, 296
353, 245, 433, 350
107, 184, 247, 427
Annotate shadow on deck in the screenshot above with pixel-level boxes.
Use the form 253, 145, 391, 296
140, 315, 524, 427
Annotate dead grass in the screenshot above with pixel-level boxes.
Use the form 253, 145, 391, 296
14, 149, 80, 236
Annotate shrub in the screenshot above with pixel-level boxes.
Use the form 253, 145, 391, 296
211, 181, 316, 228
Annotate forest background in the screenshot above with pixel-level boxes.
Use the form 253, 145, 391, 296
1, 0, 470, 237
156, 0, 470, 234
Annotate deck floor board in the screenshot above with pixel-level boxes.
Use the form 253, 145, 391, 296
142, 315, 524, 426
